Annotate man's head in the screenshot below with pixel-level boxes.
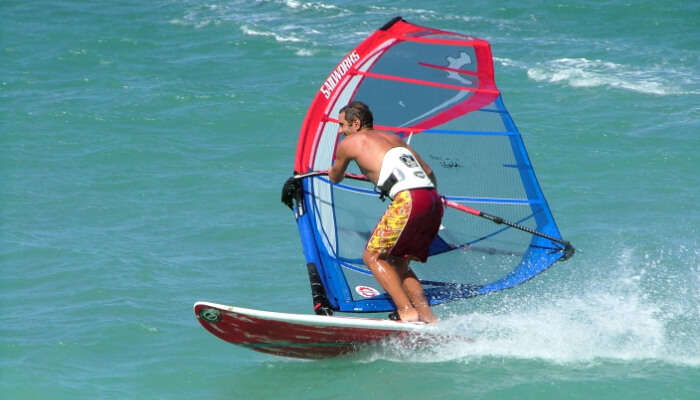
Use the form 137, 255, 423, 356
338, 101, 373, 136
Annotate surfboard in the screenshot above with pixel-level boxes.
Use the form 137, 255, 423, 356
193, 301, 449, 359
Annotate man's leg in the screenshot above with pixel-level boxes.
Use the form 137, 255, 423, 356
362, 250, 419, 322
390, 256, 438, 324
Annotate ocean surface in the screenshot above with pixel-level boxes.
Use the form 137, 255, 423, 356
2, 0, 699, 398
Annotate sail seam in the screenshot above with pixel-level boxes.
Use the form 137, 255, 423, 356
394, 35, 488, 47
356, 70, 500, 94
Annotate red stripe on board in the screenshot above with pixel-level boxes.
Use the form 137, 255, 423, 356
357, 70, 499, 94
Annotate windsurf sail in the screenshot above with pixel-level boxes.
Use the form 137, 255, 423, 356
284, 17, 573, 314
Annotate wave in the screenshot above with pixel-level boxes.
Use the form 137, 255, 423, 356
240, 25, 304, 43
279, 0, 341, 11
372, 244, 700, 366
293, 48, 316, 57
526, 57, 697, 96
494, 56, 528, 69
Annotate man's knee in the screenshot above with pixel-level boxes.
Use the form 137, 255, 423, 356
363, 248, 388, 265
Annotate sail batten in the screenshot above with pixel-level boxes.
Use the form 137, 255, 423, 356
357, 71, 500, 93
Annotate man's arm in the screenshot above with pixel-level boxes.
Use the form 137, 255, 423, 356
328, 141, 351, 183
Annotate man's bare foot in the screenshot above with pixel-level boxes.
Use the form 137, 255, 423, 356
414, 303, 438, 324
419, 314, 439, 324
397, 307, 420, 322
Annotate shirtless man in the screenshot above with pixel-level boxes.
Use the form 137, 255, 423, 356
328, 101, 442, 323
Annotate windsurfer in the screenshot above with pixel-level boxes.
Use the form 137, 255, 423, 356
328, 101, 443, 323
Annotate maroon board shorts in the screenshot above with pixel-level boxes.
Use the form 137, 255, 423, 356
366, 188, 443, 262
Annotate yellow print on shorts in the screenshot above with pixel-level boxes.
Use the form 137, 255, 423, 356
367, 191, 411, 253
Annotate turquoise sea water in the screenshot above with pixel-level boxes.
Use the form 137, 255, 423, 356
2, 1, 699, 398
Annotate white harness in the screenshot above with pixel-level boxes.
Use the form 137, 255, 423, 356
376, 147, 434, 199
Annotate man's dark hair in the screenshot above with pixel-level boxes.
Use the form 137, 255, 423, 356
339, 101, 373, 129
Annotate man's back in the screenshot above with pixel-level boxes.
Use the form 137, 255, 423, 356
337, 129, 407, 184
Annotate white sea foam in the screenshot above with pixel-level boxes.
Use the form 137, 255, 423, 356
279, 0, 340, 11
240, 25, 303, 43
367, 5, 437, 15
494, 56, 527, 69
375, 245, 700, 367
168, 8, 222, 29
527, 57, 696, 96
294, 48, 316, 57
433, 292, 670, 364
